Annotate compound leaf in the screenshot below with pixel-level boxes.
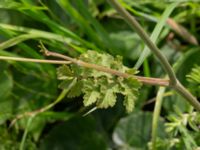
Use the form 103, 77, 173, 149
58, 78, 76, 89
56, 50, 141, 112
119, 77, 141, 113
67, 80, 83, 98
83, 91, 100, 106
98, 89, 117, 109
57, 65, 73, 80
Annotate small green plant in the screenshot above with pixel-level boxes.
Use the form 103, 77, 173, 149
57, 50, 141, 112
148, 109, 200, 150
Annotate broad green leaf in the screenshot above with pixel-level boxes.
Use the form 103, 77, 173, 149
0, 99, 13, 124
113, 111, 166, 149
0, 70, 13, 99
109, 31, 142, 60
39, 116, 108, 150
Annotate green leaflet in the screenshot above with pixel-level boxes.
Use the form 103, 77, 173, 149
57, 65, 74, 79
187, 65, 200, 84
57, 50, 142, 112
84, 91, 100, 106
186, 65, 200, 97
119, 77, 140, 113
98, 89, 116, 108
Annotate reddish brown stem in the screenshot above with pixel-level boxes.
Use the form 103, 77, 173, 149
44, 50, 169, 87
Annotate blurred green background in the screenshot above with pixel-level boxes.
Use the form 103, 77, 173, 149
0, 0, 200, 149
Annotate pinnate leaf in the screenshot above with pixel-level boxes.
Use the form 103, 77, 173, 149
187, 65, 200, 97
98, 89, 116, 108
56, 50, 142, 112
67, 80, 83, 98
118, 77, 141, 112
83, 91, 100, 106
57, 65, 73, 80
58, 78, 75, 89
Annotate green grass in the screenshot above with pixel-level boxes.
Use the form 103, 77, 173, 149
0, 0, 200, 149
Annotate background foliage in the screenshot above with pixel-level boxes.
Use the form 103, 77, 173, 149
0, 0, 200, 149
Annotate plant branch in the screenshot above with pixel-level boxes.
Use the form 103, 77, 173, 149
107, 0, 177, 86
43, 49, 169, 87
107, 0, 200, 111
0, 53, 169, 86
0, 56, 71, 64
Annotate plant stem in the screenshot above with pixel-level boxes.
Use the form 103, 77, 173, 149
43, 50, 169, 87
151, 87, 166, 150
107, 0, 177, 86
0, 53, 169, 86
20, 116, 34, 150
107, 0, 200, 111
0, 56, 71, 64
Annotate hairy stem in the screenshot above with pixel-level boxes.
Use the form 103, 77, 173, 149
107, 0, 177, 85
43, 50, 169, 87
0, 53, 169, 86
107, 0, 200, 111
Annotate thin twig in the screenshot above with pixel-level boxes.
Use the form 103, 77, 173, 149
0, 56, 71, 64
43, 49, 169, 87
143, 91, 173, 107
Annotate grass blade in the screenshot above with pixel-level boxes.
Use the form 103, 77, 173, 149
0, 23, 86, 53
56, 0, 104, 49
76, 0, 117, 52
134, 2, 179, 69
